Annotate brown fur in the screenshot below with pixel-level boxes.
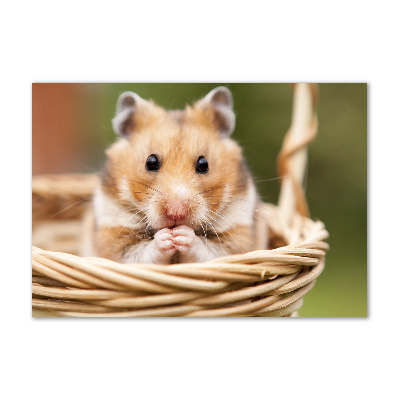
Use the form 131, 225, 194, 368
93, 225, 153, 261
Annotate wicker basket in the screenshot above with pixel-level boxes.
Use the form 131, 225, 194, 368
32, 83, 328, 317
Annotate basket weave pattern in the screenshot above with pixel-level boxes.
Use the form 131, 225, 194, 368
32, 84, 328, 317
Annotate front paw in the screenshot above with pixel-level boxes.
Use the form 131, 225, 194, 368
171, 225, 198, 254
154, 228, 176, 257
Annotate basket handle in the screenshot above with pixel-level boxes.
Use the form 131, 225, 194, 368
277, 83, 319, 225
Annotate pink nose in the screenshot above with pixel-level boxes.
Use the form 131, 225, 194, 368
166, 201, 188, 220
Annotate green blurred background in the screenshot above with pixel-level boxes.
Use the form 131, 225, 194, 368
32, 83, 367, 317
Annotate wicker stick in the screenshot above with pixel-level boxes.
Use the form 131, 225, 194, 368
32, 174, 98, 223
278, 83, 318, 227
255, 299, 303, 317
32, 83, 328, 317
58, 305, 203, 318
190, 273, 299, 306
32, 284, 142, 300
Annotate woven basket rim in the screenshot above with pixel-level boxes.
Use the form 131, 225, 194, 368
32, 190, 329, 317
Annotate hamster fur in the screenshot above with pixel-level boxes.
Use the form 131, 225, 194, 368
83, 87, 267, 264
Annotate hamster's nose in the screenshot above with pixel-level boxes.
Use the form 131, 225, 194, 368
166, 200, 188, 220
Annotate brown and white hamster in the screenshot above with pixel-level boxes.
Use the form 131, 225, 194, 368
83, 87, 267, 264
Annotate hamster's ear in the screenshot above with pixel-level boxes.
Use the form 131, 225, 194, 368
112, 91, 149, 137
198, 87, 235, 137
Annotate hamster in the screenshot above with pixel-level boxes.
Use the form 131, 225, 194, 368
83, 87, 267, 264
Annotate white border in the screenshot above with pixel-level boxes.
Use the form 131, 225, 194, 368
2, 1, 398, 399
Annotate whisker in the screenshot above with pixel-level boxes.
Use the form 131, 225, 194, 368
206, 212, 242, 253
203, 197, 295, 229
128, 178, 166, 199
206, 202, 257, 212
207, 209, 245, 244
198, 220, 208, 249
48, 191, 109, 220
208, 202, 269, 225
204, 194, 261, 208
202, 216, 223, 250
252, 175, 290, 183
213, 205, 239, 227
49, 199, 89, 220
113, 209, 144, 249
193, 175, 285, 201
195, 183, 233, 197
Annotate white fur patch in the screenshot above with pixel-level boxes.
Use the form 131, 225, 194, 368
93, 186, 142, 229
179, 236, 227, 263
119, 178, 135, 204
173, 184, 190, 199
123, 239, 173, 264
208, 183, 257, 232
123, 240, 157, 263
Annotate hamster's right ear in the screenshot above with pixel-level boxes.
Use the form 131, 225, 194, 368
112, 91, 149, 137
196, 87, 236, 137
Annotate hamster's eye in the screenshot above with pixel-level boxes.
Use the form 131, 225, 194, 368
196, 156, 209, 174
146, 154, 160, 171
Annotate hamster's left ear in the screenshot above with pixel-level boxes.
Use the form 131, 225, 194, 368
197, 87, 236, 137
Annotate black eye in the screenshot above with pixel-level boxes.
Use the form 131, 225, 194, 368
196, 156, 209, 174
146, 154, 160, 171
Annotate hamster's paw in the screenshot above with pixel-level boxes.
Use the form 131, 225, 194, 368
171, 225, 199, 254
154, 228, 176, 257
